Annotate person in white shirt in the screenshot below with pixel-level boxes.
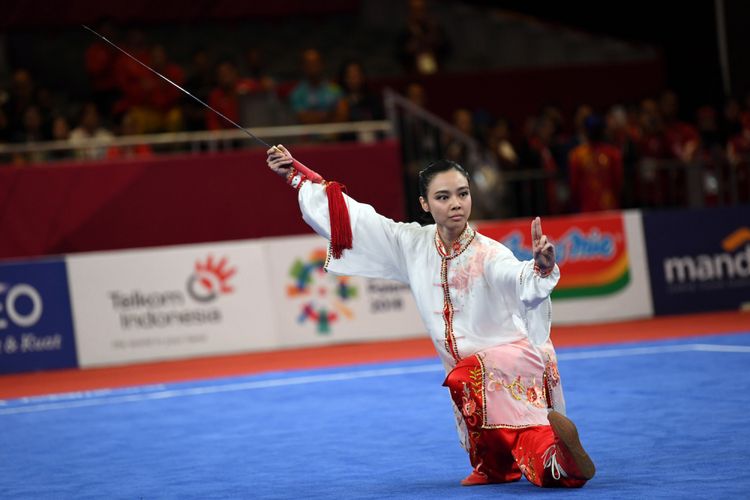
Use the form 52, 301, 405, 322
267, 146, 595, 488
68, 102, 114, 160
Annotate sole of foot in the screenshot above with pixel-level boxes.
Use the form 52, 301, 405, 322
548, 411, 596, 480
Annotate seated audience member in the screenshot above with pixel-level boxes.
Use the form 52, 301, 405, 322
444, 107, 475, 164
397, 0, 450, 75
242, 47, 276, 92
124, 44, 185, 133
49, 114, 74, 161
69, 102, 114, 159
11, 105, 48, 164
568, 114, 624, 212
113, 30, 152, 119
183, 49, 215, 131
660, 90, 700, 162
727, 112, 750, 202
107, 112, 153, 159
4, 69, 38, 132
84, 19, 120, 118
289, 49, 344, 125
206, 61, 262, 131
337, 60, 383, 122
487, 117, 518, 170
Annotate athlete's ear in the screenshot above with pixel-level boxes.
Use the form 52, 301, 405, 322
419, 196, 430, 213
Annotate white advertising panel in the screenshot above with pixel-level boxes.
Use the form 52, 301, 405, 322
68, 241, 277, 367
264, 235, 425, 348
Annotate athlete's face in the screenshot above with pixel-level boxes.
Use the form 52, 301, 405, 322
420, 169, 472, 236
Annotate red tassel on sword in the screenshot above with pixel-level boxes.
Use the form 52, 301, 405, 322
275, 144, 352, 258
325, 181, 353, 259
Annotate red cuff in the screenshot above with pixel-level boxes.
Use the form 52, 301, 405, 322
534, 263, 553, 278
285, 167, 308, 190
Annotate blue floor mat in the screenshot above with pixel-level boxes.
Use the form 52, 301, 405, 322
2, 332, 749, 499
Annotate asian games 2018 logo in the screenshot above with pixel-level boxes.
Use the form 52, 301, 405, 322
187, 255, 236, 302
287, 249, 357, 334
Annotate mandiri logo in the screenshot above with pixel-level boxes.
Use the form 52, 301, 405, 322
287, 249, 357, 334
187, 255, 236, 302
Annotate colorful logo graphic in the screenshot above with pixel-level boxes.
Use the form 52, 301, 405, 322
722, 227, 750, 253
476, 213, 630, 299
187, 255, 236, 302
287, 249, 357, 333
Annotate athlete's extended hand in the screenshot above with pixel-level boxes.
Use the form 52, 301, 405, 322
266, 144, 294, 178
531, 216, 555, 273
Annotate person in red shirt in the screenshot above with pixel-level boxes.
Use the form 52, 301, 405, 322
206, 61, 261, 131
568, 115, 623, 213
660, 90, 700, 162
727, 112, 750, 202
84, 20, 120, 119
114, 35, 184, 133
528, 115, 564, 215
106, 112, 154, 160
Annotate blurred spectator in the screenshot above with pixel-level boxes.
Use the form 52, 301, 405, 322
12, 105, 46, 143
726, 112, 750, 202
660, 90, 700, 162
84, 20, 120, 118
445, 107, 474, 163
0, 107, 10, 143
48, 114, 74, 161
125, 44, 185, 133
568, 104, 593, 152
242, 47, 275, 92
397, 0, 450, 75
487, 117, 518, 170
406, 82, 426, 108
636, 98, 669, 159
635, 98, 670, 207
721, 97, 742, 143
11, 105, 48, 164
113, 30, 152, 118
4, 69, 38, 131
206, 61, 262, 131
238, 48, 285, 127
568, 114, 623, 212
183, 49, 215, 131
69, 102, 114, 159
107, 112, 153, 159
337, 60, 383, 122
541, 104, 570, 175
696, 106, 723, 153
289, 49, 344, 125
521, 115, 564, 215
605, 105, 639, 207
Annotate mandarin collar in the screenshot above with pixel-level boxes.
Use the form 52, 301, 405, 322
435, 224, 475, 259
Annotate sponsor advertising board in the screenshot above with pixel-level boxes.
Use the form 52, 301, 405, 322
67, 241, 278, 367
0, 259, 78, 374
264, 235, 425, 348
475, 211, 653, 324
643, 206, 750, 315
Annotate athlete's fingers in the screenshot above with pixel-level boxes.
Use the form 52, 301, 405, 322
531, 217, 542, 247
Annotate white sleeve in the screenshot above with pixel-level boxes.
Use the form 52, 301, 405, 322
486, 245, 560, 346
298, 182, 419, 283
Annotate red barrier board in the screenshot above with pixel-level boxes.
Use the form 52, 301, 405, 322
0, 141, 404, 260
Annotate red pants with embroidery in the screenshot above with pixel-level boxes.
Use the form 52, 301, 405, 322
443, 354, 587, 488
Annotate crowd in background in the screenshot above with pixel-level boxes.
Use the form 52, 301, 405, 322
441, 89, 750, 216
1, 1, 749, 218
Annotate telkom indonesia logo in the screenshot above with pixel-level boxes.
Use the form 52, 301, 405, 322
186, 255, 236, 302
287, 249, 357, 334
